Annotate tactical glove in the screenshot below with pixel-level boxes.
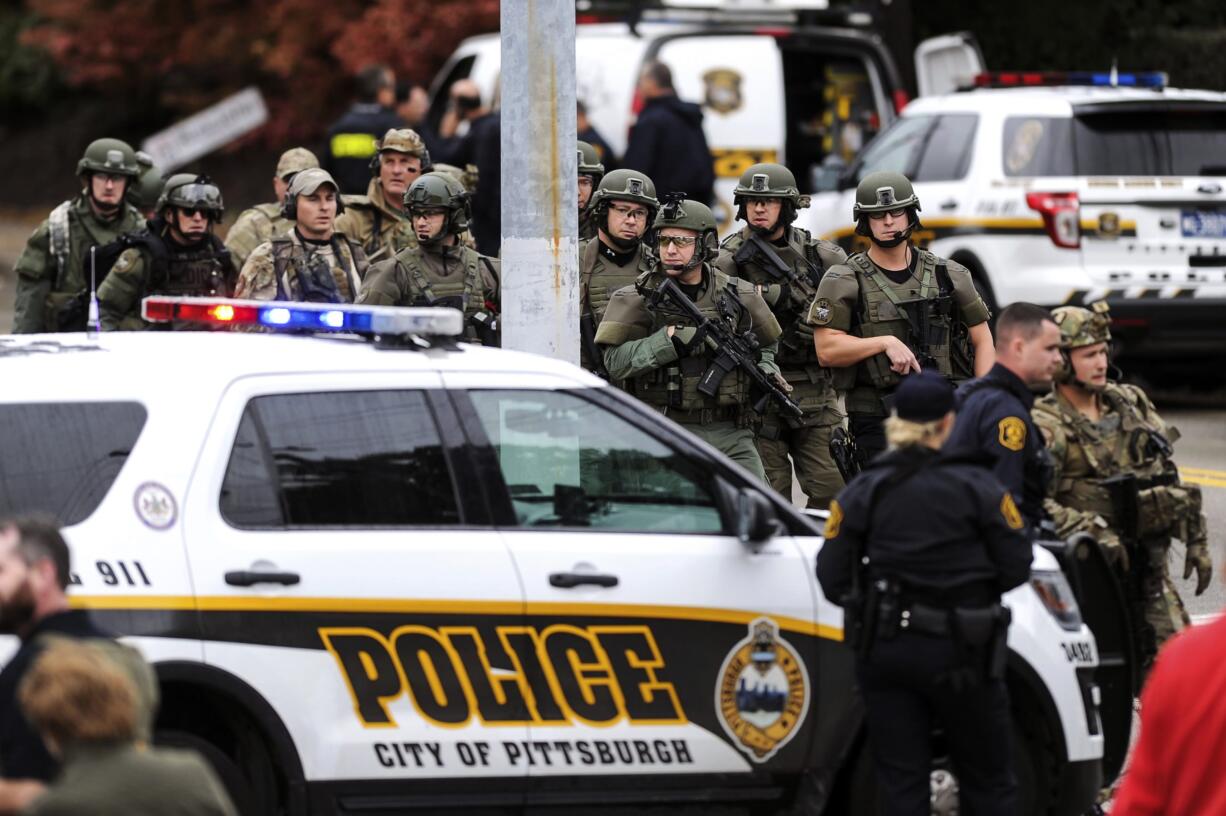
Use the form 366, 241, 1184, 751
669, 326, 699, 358
1097, 526, 1130, 573
1184, 543, 1213, 596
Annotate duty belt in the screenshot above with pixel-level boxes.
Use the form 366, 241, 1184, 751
661, 405, 740, 425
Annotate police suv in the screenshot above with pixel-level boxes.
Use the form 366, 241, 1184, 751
1, 299, 1105, 816
805, 71, 1226, 364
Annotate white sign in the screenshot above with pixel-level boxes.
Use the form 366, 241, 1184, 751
141, 87, 269, 171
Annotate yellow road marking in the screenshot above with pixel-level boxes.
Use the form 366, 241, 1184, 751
68, 595, 843, 641
1180, 468, 1226, 489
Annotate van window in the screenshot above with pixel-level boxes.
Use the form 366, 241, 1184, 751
853, 116, 934, 183
913, 114, 978, 182
0, 402, 146, 525
220, 391, 459, 528
1002, 117, 1074, 177
467, 390, 724, 534
1073, 107, 1226, 176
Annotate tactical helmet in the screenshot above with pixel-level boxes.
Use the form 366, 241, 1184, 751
732, 162, 809, 228
157, 173, 224, 221
588, 169, 660, 216
77, 138, 141, 179
404, 172, 471, 236
275, 147, 320, 179
127, 152, 165, 211
372, 128, 432, 173
853, 170, 921, 218
1052, 302, 1112, 385
652, 196, 718, 267
577, 140, 605, 182
281, 168, 345, 221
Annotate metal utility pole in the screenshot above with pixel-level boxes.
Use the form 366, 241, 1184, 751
500, 0, 580, 362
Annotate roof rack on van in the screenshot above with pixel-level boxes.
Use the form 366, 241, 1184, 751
576, 0, 872, 29
140, 296, 465, 349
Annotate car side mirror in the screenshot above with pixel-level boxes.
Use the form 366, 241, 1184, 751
812, 154, 847, 193
737, 489, 780, 549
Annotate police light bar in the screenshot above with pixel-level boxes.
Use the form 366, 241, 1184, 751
140, 296, 464, 337
972, 71, 1168, 90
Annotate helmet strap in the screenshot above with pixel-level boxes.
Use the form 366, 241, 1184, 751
867, 216, 915, 249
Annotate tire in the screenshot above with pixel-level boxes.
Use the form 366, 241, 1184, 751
155, 728, 259, 816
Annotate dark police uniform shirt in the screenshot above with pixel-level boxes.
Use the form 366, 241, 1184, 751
944, 362, 1047, 531
816, 446, 1032, 603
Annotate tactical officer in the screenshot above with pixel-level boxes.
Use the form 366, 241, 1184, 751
577, 140, 606, 241
223, 147, 320, 270
12, 138, 145, 333
335, 128, 431, 262
716, 163, 848, 509
126, 151, 164, 222
1034, 303, 1210, 670
235, 169, 368, 303
594, 198, 783, 480
357, 172, 501, 345
811, 171, 995, 463
98, 174, 236, 331
817, 371, 1031, 816
944, 303, 1064, 533
579, 169, 659, 377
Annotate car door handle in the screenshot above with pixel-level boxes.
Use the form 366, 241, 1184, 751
940, 198, 958, 211
549, 572, 619, 589
224, 570, 301, 587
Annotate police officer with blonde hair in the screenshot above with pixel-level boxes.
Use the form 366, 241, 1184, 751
817, 370, 1031, 816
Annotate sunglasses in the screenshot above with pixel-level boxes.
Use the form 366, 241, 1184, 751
177, 207, 212, 219
658, 235, 698, 248
867, 208, 908, 221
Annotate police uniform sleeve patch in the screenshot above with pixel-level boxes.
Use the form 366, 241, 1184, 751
998, 417, 1026, 452
809, 297, 834, 326
824, 499, 842, 539
1000, 492, 1024, 530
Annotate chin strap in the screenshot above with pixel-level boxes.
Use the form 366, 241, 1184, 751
868, 221, 915, 248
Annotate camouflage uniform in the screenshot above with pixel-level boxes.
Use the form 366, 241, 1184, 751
335, 129, 431, 262
12, 139, 145, 333
224, 147, 319, 270
356, 173, 501, 345
595, 199, 782, 481
715, 164, 848, 508
98, 174, 236, 331
1034, 304, 1211, 670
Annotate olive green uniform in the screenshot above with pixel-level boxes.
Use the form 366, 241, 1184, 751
357, 242, 501, 345
224, 202, 293, 271
11, 196, 145, 333
716, 225, 847, 508
235, 229, 368, 303
809, 250, 988, 454
579, 236, 654, 374
98, 231, 236, 331
336, 178, 419, 263
595, 266, 782, 481
24, 744, 236, 816
1034, 383, 1205, 667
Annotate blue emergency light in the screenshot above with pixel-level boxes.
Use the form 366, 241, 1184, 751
140, 296, 464, 338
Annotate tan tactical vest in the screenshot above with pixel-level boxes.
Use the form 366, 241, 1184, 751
580, 239, 653, 322
269, 236, 362, 303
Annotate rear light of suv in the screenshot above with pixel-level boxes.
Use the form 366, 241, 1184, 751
1026, 191, 1081, 249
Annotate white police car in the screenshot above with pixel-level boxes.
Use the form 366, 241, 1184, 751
804, 71, 1226, 364
0, 299, 1106, 815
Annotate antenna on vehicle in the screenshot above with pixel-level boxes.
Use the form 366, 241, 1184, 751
1109, 58, 1119, 88
87, 245, 101, 336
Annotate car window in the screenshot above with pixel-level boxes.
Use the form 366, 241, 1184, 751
0, 402, 146, 525
853, 115, 934, 183
913, 114, 978, 182
1073, 107, 1226, 176
466, 390, 725, 534
220, 391, 459, 528
1002, 116, 1074, 177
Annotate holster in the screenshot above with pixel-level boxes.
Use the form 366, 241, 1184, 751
952, 605, 1011, 681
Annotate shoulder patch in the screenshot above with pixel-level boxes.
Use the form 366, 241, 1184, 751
824, 499, 843, 539
999, 492, 1024, 530
998, 417, 1027, 451
809, 297, 834, 326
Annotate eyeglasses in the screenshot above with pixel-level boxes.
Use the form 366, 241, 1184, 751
657, 235, 698, 248
411, 209, 448, 218
610, 205, 649, 221
94, 173, 128, 184
867, 208, 908, 221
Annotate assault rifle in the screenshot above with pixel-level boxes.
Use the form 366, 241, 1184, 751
829, 427, 861, 483
647, 277, 803, 420
732, 232, 820, 294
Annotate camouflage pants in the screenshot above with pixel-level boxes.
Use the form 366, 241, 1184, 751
757, 424, 844, 510
685, 421, 767, 483
1139, 541, 1190, 671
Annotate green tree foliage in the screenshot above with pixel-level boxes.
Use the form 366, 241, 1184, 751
17, 0, 498, 144
0, 7, 60, 112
